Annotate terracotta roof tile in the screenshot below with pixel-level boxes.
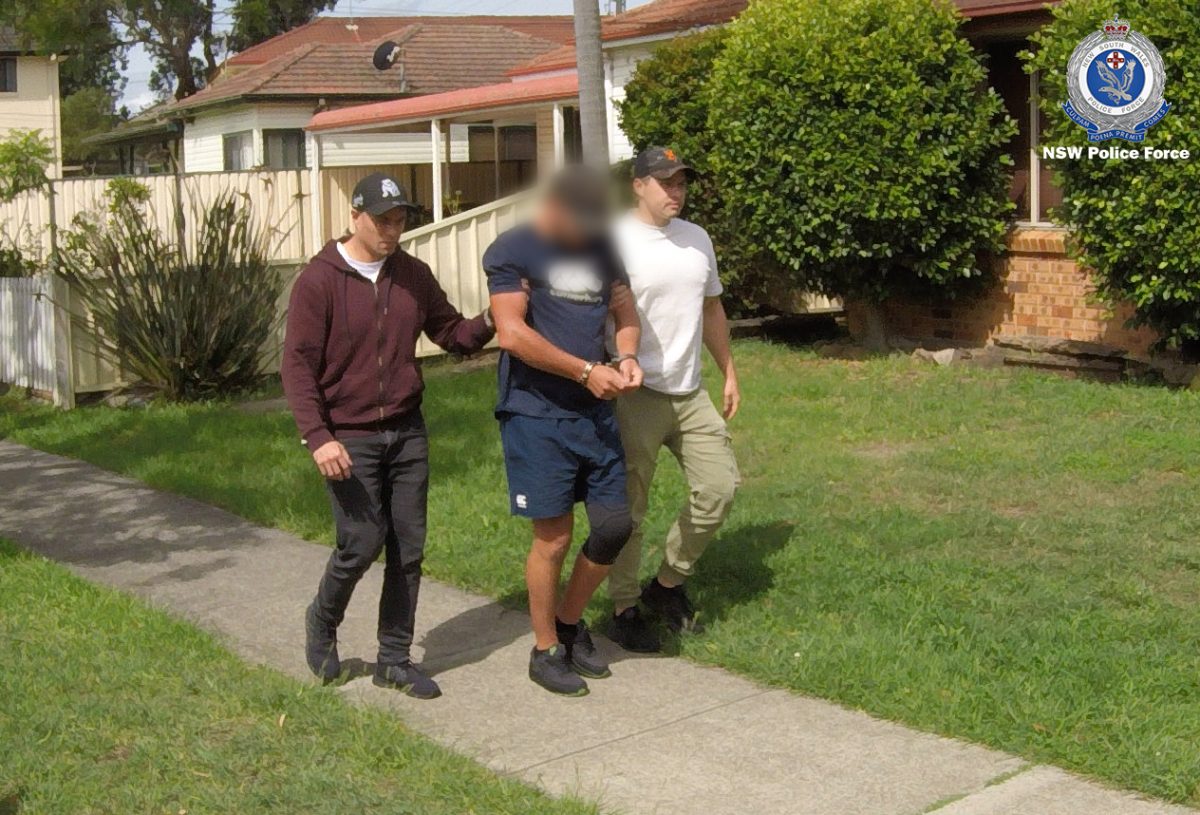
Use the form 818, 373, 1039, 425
308, 73, 579, 132
172, 23, 565, 113
226, 15, 575, 67
506, 0, 1062, 77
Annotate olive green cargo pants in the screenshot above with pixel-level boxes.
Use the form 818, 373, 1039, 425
608, 386, 740, 609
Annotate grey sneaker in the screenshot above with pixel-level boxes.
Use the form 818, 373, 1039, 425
373, 661, 442, 699
561, 620, 611, 679
529, 644, 588, 696
305, 601, 341, 683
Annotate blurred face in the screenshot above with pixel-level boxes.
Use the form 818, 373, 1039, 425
350, 206, 408, 259
633, 170, 689, 222
535, 195, 589, 248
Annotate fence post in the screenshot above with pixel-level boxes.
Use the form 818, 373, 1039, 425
49, 275, 75, 409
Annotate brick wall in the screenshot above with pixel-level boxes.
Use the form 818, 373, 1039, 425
845, 227, 1158, 355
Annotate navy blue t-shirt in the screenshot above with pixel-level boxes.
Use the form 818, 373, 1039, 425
484, 224, 628, 418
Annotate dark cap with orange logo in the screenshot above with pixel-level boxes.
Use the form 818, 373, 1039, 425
633, 146, 695, 180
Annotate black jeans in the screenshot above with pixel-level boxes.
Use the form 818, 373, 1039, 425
313, 415, 429, 665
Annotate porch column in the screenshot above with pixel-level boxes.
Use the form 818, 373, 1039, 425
552, 103, 566, 169
431, 119, 444, 222
493, 123, 502, 198
306, 131, 322, 255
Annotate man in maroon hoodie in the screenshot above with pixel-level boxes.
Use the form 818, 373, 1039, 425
283, 172, 494, 699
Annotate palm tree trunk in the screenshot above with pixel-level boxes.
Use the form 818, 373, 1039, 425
572, 0, 609, 168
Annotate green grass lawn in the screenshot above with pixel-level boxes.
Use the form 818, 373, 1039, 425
0, 538, 598, 815
4, 339, 1200, 805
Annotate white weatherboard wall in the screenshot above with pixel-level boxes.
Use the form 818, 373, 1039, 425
320, 126, 470, 168
605, 42, 655, 162
183, 103, 314, 172
0, 56, 63, 177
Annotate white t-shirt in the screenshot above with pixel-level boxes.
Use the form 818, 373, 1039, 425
610, 212, 722, 395
336, 241, 386, 284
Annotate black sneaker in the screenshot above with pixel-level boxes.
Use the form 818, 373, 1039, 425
529, 644, 588, 697
641, 579, 704, 634
607, 606, 662, 653
305, 601, 341, 683
557, 619, 611, 678
373, 661, 442, 699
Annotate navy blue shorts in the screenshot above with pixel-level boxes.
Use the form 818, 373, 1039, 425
498, 409, 628, 519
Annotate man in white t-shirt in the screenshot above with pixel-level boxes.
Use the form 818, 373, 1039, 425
606, 147, 741, 652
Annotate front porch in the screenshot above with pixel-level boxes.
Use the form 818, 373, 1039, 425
304, 74, 583, 255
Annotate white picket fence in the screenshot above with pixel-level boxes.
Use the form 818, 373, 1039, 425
0, 276, 73, 407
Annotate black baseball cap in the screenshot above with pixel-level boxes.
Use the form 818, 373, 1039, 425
351, 172, 419, 215
633, 146, 695, 180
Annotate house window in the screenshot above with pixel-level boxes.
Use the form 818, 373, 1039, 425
984, 41, 1059, 224
223, 130, 253, 171
264, 129, 306, 169
0, 58, 16, 93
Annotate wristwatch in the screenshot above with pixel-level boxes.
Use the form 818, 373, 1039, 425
614, 353, 639, 365
579, 361, 598, 385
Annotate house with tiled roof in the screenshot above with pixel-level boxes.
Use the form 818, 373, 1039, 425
311, 0, 1137, 355
0, 26, 65, 177
89, 16, 574, 175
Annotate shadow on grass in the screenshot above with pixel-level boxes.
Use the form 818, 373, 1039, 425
599, 521, 796, 663
691, 520, 796, 625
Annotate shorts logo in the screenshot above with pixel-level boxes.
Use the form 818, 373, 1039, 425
1062, 16, 1171, 142
515, 494, 527, 509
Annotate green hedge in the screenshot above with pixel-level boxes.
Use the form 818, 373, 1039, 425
704, 0, 1016, 306
1028, 0, 1200, 352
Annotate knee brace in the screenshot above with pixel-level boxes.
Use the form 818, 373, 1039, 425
580, 504, 634, 566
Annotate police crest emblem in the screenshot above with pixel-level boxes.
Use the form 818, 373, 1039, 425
1062, 16, 1170, 142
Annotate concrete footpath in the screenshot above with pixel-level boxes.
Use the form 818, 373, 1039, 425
0, 440, 1189, 815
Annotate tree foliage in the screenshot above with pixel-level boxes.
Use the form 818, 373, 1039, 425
1027, 0, 1200, 352
706, 0, 1017, 304
0, 130, 55, 202
227, 0, 336, 57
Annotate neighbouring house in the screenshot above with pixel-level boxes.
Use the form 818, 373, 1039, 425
0, 26, 64, 178
313, 0, 1155, 354
88, 15, 576, 177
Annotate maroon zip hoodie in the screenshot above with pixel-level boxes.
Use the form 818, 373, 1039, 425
282, 238, 493, 449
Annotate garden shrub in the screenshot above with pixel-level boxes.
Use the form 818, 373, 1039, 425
1027, 0, 1200, 353
706, 0, 1017, 335
60, 190, 283, 400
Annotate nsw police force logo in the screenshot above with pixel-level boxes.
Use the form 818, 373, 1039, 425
1062, 16, 1171, 142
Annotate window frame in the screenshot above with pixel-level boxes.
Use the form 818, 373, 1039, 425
222, 130, 254, 172
0, 58, 17, 93
262, 128, 307, 170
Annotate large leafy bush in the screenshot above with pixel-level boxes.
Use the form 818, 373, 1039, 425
61, 191, 283, 400
1027, 0, 1200, 352
707, 0, 1016, 311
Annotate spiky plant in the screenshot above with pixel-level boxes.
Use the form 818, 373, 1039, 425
61, 191, 283, 400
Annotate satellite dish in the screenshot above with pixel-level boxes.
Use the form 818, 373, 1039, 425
373, 41, 401, 71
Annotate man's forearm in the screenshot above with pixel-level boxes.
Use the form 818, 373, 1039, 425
703, 298, 736, 378
499, 321, 589, 382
